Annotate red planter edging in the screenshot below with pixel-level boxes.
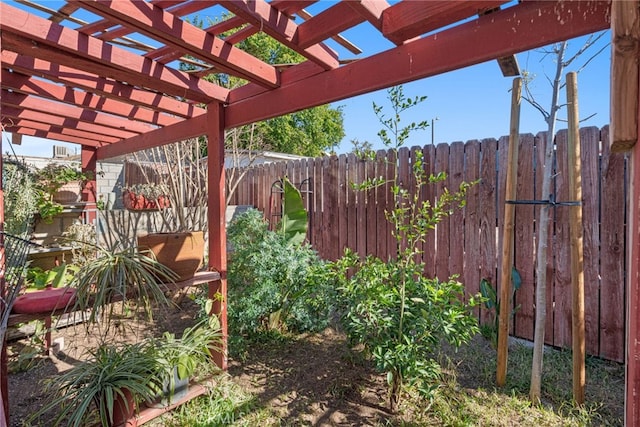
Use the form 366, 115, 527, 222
123, 190, 170, 211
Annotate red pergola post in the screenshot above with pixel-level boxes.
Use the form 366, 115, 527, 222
206, 102, 227, 370
80, 145, 97, 224
0, 91, 8, 425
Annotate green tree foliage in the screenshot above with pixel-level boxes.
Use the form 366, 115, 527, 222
184, 16, 344, 156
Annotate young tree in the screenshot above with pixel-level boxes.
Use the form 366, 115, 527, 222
334, 86, 479, 411
522, 33, 607, 403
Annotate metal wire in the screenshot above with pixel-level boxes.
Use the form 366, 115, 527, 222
506, 194, 581, 207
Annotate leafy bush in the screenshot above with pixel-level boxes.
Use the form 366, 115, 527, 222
227, 209, 334, 339
334, 252, 480, 406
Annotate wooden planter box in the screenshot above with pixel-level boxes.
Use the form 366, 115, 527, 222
137, 231, 204, 282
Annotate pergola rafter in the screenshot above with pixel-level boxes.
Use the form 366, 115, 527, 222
1, 1, 639, 425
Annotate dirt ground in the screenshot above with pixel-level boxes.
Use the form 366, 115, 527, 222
7, 294, 201, 427
6, 294, 625, 426
6, 294, 392, 426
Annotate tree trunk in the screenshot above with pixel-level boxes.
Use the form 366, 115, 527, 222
530, 41, 566, 403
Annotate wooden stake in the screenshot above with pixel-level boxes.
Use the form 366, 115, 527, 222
566, 72, 585, 404
496, 77, 522, 386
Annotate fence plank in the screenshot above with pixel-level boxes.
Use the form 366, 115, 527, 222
448, 142, 465, 282
554, 130, 573, 350
514, 134, 536, 340
600, 126, 626, 362
422, 144, 436, 277
356, 156, 368, 257
496, 136, 509, 331
435, 143, 451, 280
325, 156, 340, 260
338, 155, 348, 257
580, 127, 601, 357
479, 138, 498, 326
346, 154, 358, 256
386, 150, 398, 260
536, 131, 555, 346
366, 153, 378, 256
463, 140, 481, 316
398, 147, 411, 255
312, 158, 324, 257
375, 150, 389, 261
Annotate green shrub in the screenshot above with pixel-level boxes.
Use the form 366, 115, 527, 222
227, 209, 334, 339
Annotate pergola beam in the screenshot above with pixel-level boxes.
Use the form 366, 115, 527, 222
1, 51, 205, 119
1, 90, 153, 136
79, 0, 280, 89
222, 0, 340, 70
1, 71, 181, 127
4, 119, 120, 144
96, 113, 208, 160
3, 126, 104, 147
381, 1, 508, 45
295, 2, 364, 49
0, 3, 228, 103
226, 0, 610, 128
0, 106, 136, 141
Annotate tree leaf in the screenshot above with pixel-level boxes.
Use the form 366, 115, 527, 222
280, 177, 308, 246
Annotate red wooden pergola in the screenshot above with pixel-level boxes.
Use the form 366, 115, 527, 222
1, 1, 638, 425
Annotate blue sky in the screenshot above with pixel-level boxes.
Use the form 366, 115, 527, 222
331, 33, 611, 154
2, 1, 611, 158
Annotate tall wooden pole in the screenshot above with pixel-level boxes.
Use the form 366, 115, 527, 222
566, 72, 585, 404
496, 77, 522, 386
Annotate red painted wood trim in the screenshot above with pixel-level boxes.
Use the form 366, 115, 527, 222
223, 0, 339, 70
206, 103, 228, 370
296, 2, 364, 49
346, 0, 388, 31
0, 108, 125, 143
3, 118, 120, 144
1, 89, 150, 135
226, 1, 610, 128
2, 71, 181, 127
1, 51, 206, 119
2, 126, 104, 147
0, 3, 228, 103
382, 1, 508, 45
96, 112, 207, 160
80, 0, 279, 89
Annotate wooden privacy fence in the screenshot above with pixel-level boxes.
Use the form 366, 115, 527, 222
228, 126, 627, 362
